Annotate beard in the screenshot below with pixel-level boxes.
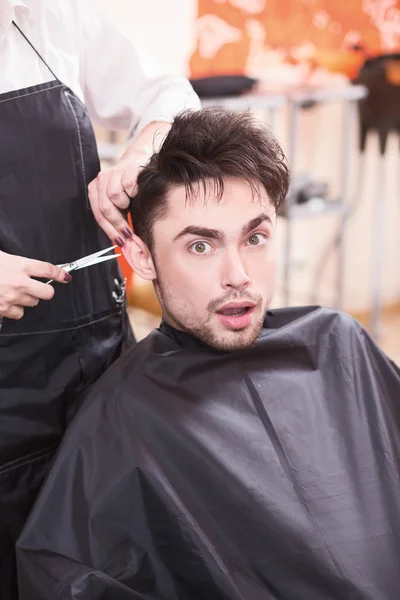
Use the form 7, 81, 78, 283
154, 275, 267, 352
188, 311, 266, 352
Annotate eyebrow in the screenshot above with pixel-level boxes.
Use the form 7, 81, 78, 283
242, 213, 272, 235
173, 213, 272, 242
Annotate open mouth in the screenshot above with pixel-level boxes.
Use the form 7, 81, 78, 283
218, 306, 252, 317
216, 303, 256, 330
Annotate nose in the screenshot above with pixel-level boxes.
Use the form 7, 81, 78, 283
221, 249, 250, 291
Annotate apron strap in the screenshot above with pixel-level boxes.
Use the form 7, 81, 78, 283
12, 21, 59, 82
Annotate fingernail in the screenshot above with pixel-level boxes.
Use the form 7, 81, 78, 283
115, 237, 125, 247
64, 273, 73, 282
122, 228, 133, 239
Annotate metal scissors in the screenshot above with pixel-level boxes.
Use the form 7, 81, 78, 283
0, 246, 121, 332
47, 245, 121, 284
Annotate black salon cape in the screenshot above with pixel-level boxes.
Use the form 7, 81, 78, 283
16, 307, 400, 600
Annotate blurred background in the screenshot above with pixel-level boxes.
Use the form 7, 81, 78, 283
93, 0, 400, 361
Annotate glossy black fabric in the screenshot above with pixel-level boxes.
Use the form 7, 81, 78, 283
0, 27, 134, 599
17, 307, 400, 600
0, 78, 125, 333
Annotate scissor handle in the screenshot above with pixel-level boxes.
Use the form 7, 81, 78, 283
58, 261, 78, 273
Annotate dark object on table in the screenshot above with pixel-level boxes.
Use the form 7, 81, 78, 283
354, 52, 400, 154
190, 75, 258, 98
279, 175, 329, 216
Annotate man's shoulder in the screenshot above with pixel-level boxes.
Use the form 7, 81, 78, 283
74, 326, 178, 405
267, 305, 361, 336
58, 329, 169, 446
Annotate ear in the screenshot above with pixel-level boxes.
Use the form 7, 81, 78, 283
122, 234, 156, 281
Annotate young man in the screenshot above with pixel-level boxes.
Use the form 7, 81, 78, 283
17, 109, 400, 600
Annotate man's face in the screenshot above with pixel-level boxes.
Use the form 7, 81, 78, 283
151, 177, 277, 352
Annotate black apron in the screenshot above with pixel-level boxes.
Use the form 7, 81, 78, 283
0, 22, 134, 599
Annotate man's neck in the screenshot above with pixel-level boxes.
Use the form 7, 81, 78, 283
159, 315, 271, 351
159, 319, 209, 350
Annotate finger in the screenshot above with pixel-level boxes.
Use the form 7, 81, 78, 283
107, 171, 132, 210
106, 173, 132, 239
23, 258, 72, 283
25, 279, 56, 302
89, 176, 124, 244
99, 172, 130, 230
3, 305, 24, 320
96, 173, 132, 244
18, 294, 40, 308
121, 168, 142, 198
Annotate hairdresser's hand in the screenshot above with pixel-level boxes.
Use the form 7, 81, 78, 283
88, 121, 170, 246
0, 251, 71, 321
88, 151, 147, 246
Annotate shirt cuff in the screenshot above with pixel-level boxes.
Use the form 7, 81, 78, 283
131, 79, 201, 139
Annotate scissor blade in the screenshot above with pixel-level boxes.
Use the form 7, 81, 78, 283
74, 253, 121, 270
46, 248, 120, 283
73, 245, 118, 270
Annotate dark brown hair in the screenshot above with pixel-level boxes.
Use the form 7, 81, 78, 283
130, 107, 289, 250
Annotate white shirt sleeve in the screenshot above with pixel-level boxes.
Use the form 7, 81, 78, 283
78, 1, 201, 137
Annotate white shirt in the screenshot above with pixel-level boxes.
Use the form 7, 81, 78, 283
0, 0, 200, 136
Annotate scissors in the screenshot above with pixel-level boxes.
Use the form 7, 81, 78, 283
0, 246, 121, 332
47, 245, 121, 284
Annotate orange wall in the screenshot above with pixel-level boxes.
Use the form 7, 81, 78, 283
190, 0, 400, 78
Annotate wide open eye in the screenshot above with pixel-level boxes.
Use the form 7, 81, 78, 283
246, 233, 268, 247
189, 241, 213, 255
